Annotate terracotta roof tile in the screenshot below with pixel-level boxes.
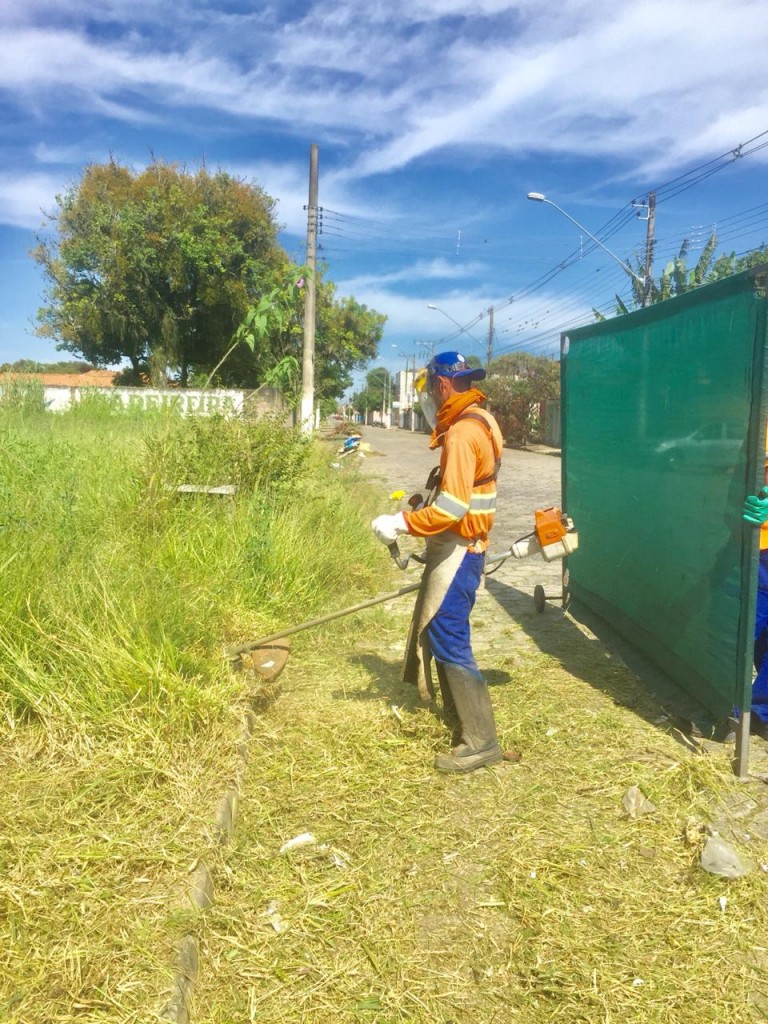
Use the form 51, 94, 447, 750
13, 370, 118, 388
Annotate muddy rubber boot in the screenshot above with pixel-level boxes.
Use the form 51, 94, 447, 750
434, 663, 502, 774
435, 661, 461, 745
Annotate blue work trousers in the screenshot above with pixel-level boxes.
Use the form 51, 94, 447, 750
426, 550, 484, 670
752, 551, 768, 722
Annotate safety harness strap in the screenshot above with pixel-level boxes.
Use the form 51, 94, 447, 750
456, 411, 502, 485
419, 408, 501, 505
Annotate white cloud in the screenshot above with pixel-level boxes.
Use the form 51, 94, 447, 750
0, 172, 60, 229
1, 0, 767, 184
32, 141, 102, 165
348, 0, 768, 177
331, 282, 495, 352
340, 258, 488, 290
225, 159, 404, 238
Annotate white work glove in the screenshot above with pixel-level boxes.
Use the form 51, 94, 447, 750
371, 511, 408, 545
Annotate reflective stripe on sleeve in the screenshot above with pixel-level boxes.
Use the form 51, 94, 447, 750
468, 492, 496, 512
433, 490, 470, 520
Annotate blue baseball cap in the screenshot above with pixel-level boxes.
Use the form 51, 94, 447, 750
426, 351, 486, 383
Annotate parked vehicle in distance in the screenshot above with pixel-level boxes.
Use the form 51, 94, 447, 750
654, 422, 744, 467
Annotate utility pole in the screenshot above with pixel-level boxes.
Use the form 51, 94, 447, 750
300, 144, 319, 434
642, 191, 656, 308
417, 339, 434, 363
408, 354, 415, 432
486, 306, 494, 367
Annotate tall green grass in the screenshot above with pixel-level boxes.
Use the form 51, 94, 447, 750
0, 374, 45, 416
0, 405, 386, 733
0, 403, 396, 1022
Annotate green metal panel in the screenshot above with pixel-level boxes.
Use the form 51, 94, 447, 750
562, 268, 768, 721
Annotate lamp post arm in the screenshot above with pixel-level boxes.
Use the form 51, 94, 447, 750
426, 305, 483, 348
537, 197, 645, 288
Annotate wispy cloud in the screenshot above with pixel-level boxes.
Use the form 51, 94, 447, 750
0, 172, 61, 229
2, 0, 767, 186
340, 258, 488, 291
333, 284, 493, 355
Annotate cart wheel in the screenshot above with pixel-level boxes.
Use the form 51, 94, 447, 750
533, 585, 547, 613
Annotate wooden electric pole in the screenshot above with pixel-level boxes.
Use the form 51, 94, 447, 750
300, 144, 319, 433
642, 191, 656, 307
486, 306, 494, 367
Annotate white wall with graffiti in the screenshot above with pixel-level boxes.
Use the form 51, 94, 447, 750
40, 385, 286, 418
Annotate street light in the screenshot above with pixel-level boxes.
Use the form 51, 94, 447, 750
527, 192, 645, 291
426, 304, 483, 349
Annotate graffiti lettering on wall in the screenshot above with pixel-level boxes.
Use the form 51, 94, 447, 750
41, 387, 245, 416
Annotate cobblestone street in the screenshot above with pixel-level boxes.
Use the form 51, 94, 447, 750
353, 422, 564, 599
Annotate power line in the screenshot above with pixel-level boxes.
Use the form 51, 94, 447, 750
316, 127, 768, 362
638, 128, 768, 207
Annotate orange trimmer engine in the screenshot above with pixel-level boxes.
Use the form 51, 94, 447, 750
511, 507, 579, 562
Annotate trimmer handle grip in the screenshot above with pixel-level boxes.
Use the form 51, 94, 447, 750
388, 541, 411, 570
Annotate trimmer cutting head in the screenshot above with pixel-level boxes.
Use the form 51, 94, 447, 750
246, 641, 291, 681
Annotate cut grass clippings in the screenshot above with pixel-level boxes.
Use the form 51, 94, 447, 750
194, 597, 768, 1024
0, 717, 243, 1023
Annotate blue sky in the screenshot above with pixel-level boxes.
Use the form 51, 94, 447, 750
2, 0, 768, 387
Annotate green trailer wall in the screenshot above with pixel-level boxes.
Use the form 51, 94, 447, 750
562, 268, 768, 721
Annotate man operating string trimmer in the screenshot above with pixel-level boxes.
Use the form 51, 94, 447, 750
371, 351, 504, 774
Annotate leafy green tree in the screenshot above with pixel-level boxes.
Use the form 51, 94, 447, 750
484, 352, 560, 445
209, 269, 386, 403
596, 234, 768, 320
32, 160, 387, 399
351, 367, 394, 419
204, 268, 307, 389
705, 244, 768, 282
32, 160, 289, 385
0, 359, 96, 374
315, 286, 387, 404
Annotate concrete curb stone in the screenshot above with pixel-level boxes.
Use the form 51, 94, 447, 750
157, 705, 257, 1022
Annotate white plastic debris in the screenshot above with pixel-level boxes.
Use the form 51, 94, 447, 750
622, 785, 657, 818
279, 832, 317, 854
632, 978, 645, 988
263, 901, 287, 933
719, 896, 728, 913
316, 843, 351, 869
700, 835, 756, 878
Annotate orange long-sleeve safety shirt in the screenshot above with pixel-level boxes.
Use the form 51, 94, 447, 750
403, 390, 503, 554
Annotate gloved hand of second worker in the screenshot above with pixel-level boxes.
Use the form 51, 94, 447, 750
743, 492, 768, 525
371, 511, 408, 545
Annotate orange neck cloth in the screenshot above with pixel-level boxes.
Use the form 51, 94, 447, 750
429, 387, 487, 449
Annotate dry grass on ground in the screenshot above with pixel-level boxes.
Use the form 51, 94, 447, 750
0, 716, 244, 1023
193, 601, 768, 1024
